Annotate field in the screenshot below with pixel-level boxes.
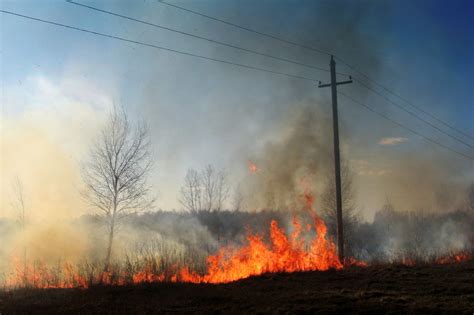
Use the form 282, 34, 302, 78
1, 260, 473, 314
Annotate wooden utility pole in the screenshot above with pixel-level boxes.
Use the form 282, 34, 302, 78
319, 55, 352, 263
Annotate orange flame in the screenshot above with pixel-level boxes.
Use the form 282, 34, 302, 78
4, 212, 342, 287
5, 236, 471, 289
1, 188, 347, 288
4, 180, 469, 289
5, 257, 89, 289
435, 251, 471, 264
174, 189, 344, 283
178, 215, 342, 283
247, 160, 258, 174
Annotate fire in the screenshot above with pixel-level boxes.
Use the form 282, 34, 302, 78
178, 216, 342, 283
247, 160, 258, 173
435, 252, 471, 264
4, 212, 343, 288
3, 184, 470, 289
171, 189, 343, 283
5, 257, 89, 289
4, 235, 472, 289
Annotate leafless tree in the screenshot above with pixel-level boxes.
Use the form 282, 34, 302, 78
82, 108, 154, 271
179, 165, 230, 212
320, 161, 359, 256
201, 165, 216, 211
203, 165, 230, 211
179, 169, 203, 212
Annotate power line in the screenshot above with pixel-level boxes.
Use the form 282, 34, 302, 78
335, 56, 474, 142
0, 10, 322, 83
338, 91, 472, 160
157, 0, 331, 57
158, 0, 474, 143
1, 9, 469, 160
77, 0, 474, 150
354, 79, 474, 150
66, 0, 347, 76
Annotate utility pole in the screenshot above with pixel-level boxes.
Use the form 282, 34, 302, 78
319, 55, 352, 263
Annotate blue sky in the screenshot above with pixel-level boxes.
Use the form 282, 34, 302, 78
1, 0, 473, 218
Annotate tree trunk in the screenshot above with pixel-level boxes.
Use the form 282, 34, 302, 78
22, 247, 27, 287
104, 216, 115, 272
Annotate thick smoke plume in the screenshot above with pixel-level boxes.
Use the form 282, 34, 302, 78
239, 104, 334, 211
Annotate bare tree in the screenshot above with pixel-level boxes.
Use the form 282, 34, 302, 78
179, 165, 230, 212
201, 165, 216, 211
82, 108, 154, 271
204, 165, 230, 211
320, 161, 359, 256
179, 169, 203, 212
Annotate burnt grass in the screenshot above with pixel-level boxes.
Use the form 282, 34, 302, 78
1, 260, 473, 314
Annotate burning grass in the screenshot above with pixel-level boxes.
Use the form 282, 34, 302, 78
2, 258, 473, 314
2, 189, 473, 290
3, 214, 344, 288
2, 217, 471, 290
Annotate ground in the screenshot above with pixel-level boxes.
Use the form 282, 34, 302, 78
1, 260, 473, 314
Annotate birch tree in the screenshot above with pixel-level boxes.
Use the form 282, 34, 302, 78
82, 108, 154, 271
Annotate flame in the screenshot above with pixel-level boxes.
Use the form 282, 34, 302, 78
4, 211, 343, 287
4, 237, 471, 289
3, 184, 470, 289
5, 257, 89, 289
247, 160, 258, 173
435, 251, 471, 264
175, 188, 343, 283
178, 215, 342, 283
